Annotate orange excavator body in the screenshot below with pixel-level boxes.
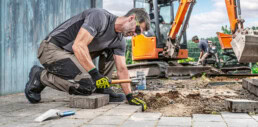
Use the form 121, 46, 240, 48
132, 0, 193, 61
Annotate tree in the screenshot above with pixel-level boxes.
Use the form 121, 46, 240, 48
221, 25, 231, 34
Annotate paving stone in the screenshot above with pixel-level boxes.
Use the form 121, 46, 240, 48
221, 112, 252, 119
42, 118, 86, 127
0, 102, 33, 113
224, 118, 258, 127
99, 103, 119, 109
158, 117, 192, 126
69, 94, 109, 109
0, 114, 17, 125
88, 115, 129, 125
128, 113, 162, 121
193, 121, 227, 127
193, 114, 224, 122
252, 79, 258, 86
242, 79, 249, 89
251, 115, 258, 121
82, 125, 117, 127
103, 108, 140, 116
225, 99, 258, 113
64, 109, 104, 120
0, 93, 27, 106
115, 104, 142, 110
120, 120, 157, 127
0, 121, 43, 127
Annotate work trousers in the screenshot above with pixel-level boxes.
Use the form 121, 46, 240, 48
37, 38, 115, 93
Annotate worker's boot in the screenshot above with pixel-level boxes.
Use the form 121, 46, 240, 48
25, 65, 46, 104
95, 88, 125, 102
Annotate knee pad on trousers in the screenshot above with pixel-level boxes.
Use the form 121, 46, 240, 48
68, 78, 96, 95
43, 58, 81, 80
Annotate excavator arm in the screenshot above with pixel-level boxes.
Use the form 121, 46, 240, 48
163, 0, 196, 58
225, 0, 243, 34
169, 0, 193, 39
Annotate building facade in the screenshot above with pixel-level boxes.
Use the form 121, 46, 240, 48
0, 0, 103, 95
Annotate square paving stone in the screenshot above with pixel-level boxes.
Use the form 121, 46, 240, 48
193, 121, 227, 127
0, 121, 43, 127
0, 115, 17, 125
158, 117, 192, 126
42, 118, 86, 127
225, 99, 258, 113
114, 104, 142, 110
88, 115, 129, 125
252, 115, 258, 121
129, 113, 162, 121
193, 114, 224, 122
69, 94, 109, 109
0, 102, 33, 113
224, 118, 258, 127
221, 112, 252, 119
100, 104, 119, 109
64, 109, 104, 120
103, 108, 139, 116
120, 120, 157, 127
82, 125, 117, 127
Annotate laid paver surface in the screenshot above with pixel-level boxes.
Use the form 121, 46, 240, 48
1, 87, 258, 127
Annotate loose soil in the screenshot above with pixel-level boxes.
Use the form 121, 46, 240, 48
130, 76, 258, 117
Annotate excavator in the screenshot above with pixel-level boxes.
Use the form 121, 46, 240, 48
216, 0, 258, 73
128, 0, 258, 78
128, 0, 210, 78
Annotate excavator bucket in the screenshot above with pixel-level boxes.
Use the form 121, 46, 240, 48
231, 30, 258, 63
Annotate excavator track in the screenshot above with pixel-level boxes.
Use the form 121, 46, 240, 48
127, 62, 218, 78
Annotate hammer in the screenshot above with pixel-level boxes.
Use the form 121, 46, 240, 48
110, 78, 142, 85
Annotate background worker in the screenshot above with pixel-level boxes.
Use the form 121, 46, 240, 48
25, 8, 150, 111
192, 35, 209, 65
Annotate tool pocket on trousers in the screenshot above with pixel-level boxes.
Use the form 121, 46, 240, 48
43, 58, 81, 79
37, 40, 47, 59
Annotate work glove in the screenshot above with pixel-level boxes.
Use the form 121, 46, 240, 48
88, 68, 110, 89
197, 58, 202, 65
126, 93, 147, 111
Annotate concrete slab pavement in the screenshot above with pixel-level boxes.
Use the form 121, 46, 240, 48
1, 87, 258, 127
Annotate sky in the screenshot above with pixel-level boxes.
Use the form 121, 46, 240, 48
103, 0, 258, 39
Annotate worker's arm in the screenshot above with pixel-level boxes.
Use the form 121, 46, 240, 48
72, 28, 95, 71
113, 55, 147, 111
113, 55, 131, 95
199, 51, 204, 59
73, 28, 110, 88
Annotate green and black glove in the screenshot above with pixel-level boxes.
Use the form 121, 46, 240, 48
126, 93, 147, 111
88, 68, 110, 89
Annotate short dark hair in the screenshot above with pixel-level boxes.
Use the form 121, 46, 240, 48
125, 8, 150, 31
192, 35, 199, 41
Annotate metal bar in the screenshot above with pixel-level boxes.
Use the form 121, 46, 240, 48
177, 1, 195, 44
153, 0, 160, 44
181, 31, 187, 49
170, 0, 174, 24
236, 0, 241, 19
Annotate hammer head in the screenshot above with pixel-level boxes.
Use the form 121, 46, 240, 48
131, 77, 146, 86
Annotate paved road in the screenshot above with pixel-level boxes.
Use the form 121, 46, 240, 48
0, 88, 258, 127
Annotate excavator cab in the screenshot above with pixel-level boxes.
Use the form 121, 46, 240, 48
217, 0, 258, 63
132, 0, 195, 61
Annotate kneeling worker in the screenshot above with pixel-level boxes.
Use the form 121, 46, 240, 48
25, 8, 149, 111
192, 35, 209, 65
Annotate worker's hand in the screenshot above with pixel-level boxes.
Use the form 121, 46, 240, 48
126, 93, 147, 111
197, 58, 202, 65
88, 68, 110, 88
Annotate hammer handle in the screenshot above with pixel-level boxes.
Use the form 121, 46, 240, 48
111, 79, 132, 84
